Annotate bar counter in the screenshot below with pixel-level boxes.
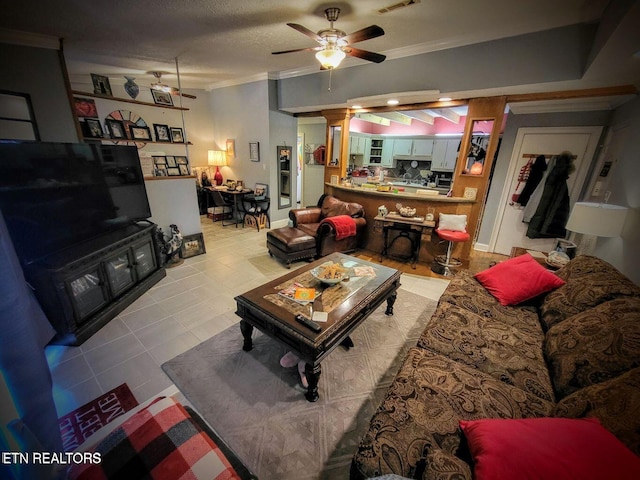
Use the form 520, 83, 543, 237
325, 183, 476, 264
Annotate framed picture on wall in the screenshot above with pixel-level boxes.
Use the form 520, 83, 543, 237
106, 119, 126, 139
167, 167, 181, 176
249, 141, 260, 162
166, 155, 177, 167
91, 73, 112, 96
128, 125, 152, 141
151, 89, 173, 106
170, 127, 184, 143
226, 139, 235, 158
83, 118, 104, 138
178, 164, 190, 176
153, 123, 171, 142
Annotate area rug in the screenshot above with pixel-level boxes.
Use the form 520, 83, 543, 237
58, 383, 138, 452
162, 288, 438, 480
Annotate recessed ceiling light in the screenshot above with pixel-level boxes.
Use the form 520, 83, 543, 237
439, 97, 452, 101
387, 99, 399, 105
351, 104, 363, 109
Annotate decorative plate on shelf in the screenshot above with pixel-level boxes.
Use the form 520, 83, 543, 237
105, 110, 147, 140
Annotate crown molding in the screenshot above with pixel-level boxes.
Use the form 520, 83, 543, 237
205, 72, 277, 90
0, 28, 59, 50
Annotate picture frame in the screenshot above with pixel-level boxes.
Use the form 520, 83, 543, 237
167, 167, 181, 176
83, 118, 104, 138
106, 119, 126, 139
178, 164, 190, 176
151, 89, 173, 106
74, 97, 98, 118
154, 164, 168, 176
153, 123, 171, 142
175, 156, 188, 165
91, 73, 112, 96
128, 125, 152, 141
170, 127, 184, 143
249, 141, 260, 162
226, 139, 235, 158
166, 155, 177, 167
180, 233, 206, 259
153, 155, 167, 165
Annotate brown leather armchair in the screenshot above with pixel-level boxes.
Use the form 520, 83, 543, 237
289, 194, 367, 257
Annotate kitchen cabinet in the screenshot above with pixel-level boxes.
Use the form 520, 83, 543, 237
412, 139, 434, 156
349, 135, 368, 155
392, 139, 412, 156
391, 138, 434, 157
380, 140, 393, 166
432, 138, 460, 171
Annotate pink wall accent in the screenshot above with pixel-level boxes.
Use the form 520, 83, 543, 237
349, 114, 506, 136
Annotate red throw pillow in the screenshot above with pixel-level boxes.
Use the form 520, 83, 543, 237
474, 253, 564, 305
460, 417, 640, 480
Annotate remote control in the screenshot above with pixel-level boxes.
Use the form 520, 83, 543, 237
294, 314, 322, 333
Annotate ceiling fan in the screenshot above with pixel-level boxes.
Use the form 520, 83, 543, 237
272, 7, 386, 70
149, 72, 197, 99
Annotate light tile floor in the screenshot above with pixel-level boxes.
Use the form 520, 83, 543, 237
46, 216, 450, 417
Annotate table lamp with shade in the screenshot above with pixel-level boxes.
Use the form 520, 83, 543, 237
208, 150, 227, 186
565, 201, 628, 255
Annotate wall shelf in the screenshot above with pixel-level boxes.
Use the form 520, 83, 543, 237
72, 90, 189, 111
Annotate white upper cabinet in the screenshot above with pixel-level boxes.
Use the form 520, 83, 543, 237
411, 139, 434, 156
349, 135, 368, 155
432, 138, 460, 171
391, 138, 434, 157
392, 139, 412, 156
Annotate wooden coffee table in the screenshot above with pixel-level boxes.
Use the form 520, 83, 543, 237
234, 252, 401, 402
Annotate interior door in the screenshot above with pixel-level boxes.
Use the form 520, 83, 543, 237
490, 127, 603, 255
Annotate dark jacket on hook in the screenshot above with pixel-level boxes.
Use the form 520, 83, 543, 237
518, 154, 547, 207
526, 153, 573, 239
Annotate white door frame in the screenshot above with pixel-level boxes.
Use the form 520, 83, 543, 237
488, 126, 603, 253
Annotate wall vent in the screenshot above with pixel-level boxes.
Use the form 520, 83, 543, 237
378, 0, 421, 14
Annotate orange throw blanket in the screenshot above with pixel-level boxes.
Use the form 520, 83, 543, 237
320, 215, 357, 240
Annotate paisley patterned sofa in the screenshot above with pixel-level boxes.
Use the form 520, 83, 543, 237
351, 255, 640, 479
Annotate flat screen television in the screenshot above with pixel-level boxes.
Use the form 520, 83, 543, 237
0, 141, 152, 264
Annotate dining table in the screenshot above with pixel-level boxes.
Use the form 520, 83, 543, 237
220, 188, 253, 227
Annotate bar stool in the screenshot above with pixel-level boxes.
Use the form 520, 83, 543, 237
432, 214, 470, 276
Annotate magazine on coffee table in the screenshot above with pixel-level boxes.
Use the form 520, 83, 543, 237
278, 282, 319, 304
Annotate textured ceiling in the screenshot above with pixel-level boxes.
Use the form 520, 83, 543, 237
4, 0, 635, 95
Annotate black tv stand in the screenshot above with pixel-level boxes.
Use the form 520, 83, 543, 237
24, 222, 166, 346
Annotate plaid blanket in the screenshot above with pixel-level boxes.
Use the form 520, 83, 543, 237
68, 397, 240, 480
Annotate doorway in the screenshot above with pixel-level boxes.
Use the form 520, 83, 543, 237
490, 126, 603, 255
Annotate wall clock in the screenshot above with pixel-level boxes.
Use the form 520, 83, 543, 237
105, 110, 147, 141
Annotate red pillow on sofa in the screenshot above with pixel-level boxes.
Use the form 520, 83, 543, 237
474, 253, 564, 306
460, 417, 640, 480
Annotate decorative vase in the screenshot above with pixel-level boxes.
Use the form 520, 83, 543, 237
123, 76, 139, 99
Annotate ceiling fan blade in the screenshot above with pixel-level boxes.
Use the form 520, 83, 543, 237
342, 25, 385, 44
272, 46, 318, 55
287, 23, 322, 42
180, 92, 197, 99
344, 47, 386, 63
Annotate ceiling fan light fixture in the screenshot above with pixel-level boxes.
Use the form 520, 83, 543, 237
151, 83, 173, 93
316, 47, 346, 69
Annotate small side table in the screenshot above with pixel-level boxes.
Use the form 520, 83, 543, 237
509, 247, 554, 269
374, 214, 436, 269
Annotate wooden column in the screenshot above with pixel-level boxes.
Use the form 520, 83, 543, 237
321, 109, 351, 184
451, 96, 506, 258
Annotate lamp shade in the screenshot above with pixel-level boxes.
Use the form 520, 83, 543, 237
315, 48, 346, 69
208, 150, 226, 186
207, 150, 227, 167
566, 202, 628, 237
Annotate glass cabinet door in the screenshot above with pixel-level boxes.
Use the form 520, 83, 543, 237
132, 241, 156, 280
67, 267, 108, 322
104, 250, 135, 297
